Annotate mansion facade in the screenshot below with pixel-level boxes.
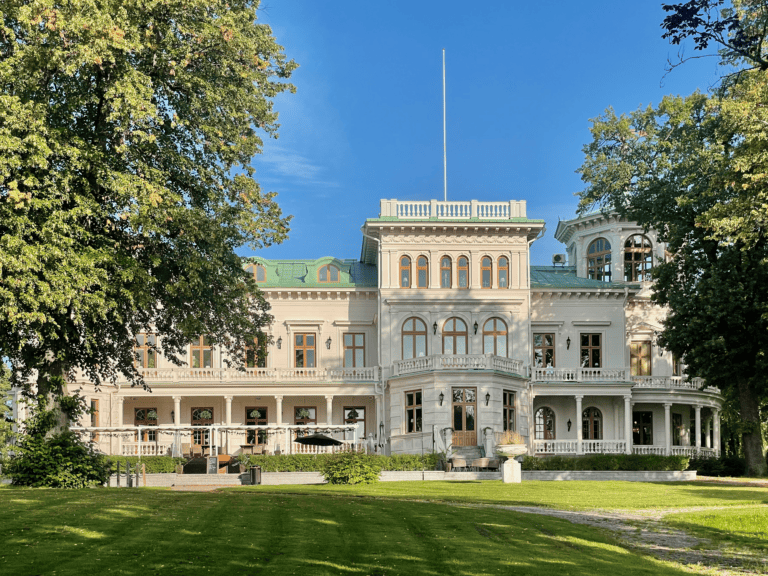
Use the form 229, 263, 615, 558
16, 198, 723, 459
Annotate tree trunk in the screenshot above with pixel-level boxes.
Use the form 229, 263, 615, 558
737, 378, 767, 476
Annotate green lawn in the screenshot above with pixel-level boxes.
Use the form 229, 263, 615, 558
230, 480, 768, 511
665, 507, 768, 552
0, 488, 690, 576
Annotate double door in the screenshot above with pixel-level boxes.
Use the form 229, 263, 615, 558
452, 387, 477, 446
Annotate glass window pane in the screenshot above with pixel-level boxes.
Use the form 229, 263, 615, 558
459, 270, 467, 288
296, 350, 304, 367
148, 334, 157, 346
482, 269, 491, 288
192, 350, 200, 368
418, 269, 427, 287
484, 336, 493, 354
415, 408, 422, 432
307, 335, 315, 346
147, 350, 156, 368
498, 335, 506, 356
355, 349, 364, 366
499, 270, 508, 287
453, 389, 463, 402
203, 350, 212, 368
355, 334, 363, 346
136, 334, 144, 346
344, 349, 353, 367
444, 336, 454, 355
415, 335, 426, 357
344, 334, 353, 346
404, 337, 413, 359
456, 336, 466, 355
465, 389, 476, 402
592, 349, 600, 367
306, 350, 315, 368
415, 392, 422, 405
330, 267, 339, 281
454, 406, 463, 430
295, 335, 303, 346
319, 267, 327, 281
466, 406, 475, 431
401, 270, 410, 287
257, 266, 266, 281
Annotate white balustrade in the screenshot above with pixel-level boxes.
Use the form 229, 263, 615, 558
532, 367, 628, 382
671, 446, 698, 457
132, 366, 379, 384
393, 354, 524, 376
121, 443, 172, 456
632, 445, 666, 455
535, 440, 578, 454
582, 440, 626, 454
631, 376, 705, 390
379, 199, 527, 220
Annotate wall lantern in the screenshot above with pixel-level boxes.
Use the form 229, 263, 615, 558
276, 336, 282, 349
659, 345, 664, 357
473, 321, 479, 335
485, 392, 491, 406
566, 337, 571, 350
439, 392, 444, 406
567, 419, 572, 431
433, 322, 438, 334
326, 337, 332, 349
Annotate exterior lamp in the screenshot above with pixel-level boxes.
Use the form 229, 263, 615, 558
473, 321, 478, 334
326, 336, 332, 349
566, 337, 571, 350
276, 337, 282, 349
485, 392, 491, 406
439, 392, 444, 406
659, 345, 663, 357
567, 419, 572, 431
433, 321, 438, 334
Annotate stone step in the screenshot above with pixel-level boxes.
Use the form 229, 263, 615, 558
451, 446, 485, 460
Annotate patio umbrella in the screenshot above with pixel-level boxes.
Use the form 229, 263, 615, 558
294, 433, 343, 446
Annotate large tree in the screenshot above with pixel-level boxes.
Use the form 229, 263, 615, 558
0, 1, 295, 402
577, 2, 768, 475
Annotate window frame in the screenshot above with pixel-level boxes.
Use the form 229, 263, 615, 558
632, 411, 653, 445
344, 406, 366, 437
402, 317, 428, 359
245, 406, 268, 445
534, 406, 555, 440
498, 256, 509, 288
343, 333, 366, 368
416, 255, 429, 289
457, 256, 469, 289
623, 234, 653, 282
582, 407, 602, 440
440, 256, 452, 288
134, 333, 157, 369
399, 256, 411, 288
190, 335, 212, 369
503, 390, 516, 432
630, 340, 652, 376
579, 333, 602, 368
482, 318, 508, 357
405, 390, 423, 434
245, 337, 268, 368
294, 333, 316, 368
318, 264, 340, 283
587, 238, 612, 282
442, 317, 468, 355
533, 333, 555, 368
135, 407, 158, 442
191, 406, 214, 445
294, 406, 317, 427
246, 262, 267, 282
481, 256, 493, 289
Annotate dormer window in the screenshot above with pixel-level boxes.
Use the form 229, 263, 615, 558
624, 235, 653, 282
318, 264, 340, 283
587, 238, 612, 282
246, 263, 266, 282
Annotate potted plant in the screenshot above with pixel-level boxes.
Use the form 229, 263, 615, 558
495, 430, 528, 457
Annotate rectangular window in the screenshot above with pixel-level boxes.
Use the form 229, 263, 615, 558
405, 390, 422, 433
672, 412, 683, 446
191, 336, 212, 368
294, 333, 316, 368
191, 407, 213, 446
632, 411, 653, 445
245, 407, 268, 445
673, 355, 683, 377
630, 341, 651, 376
533, 333, 555, 367
245, 337, 267, 368
580, 333, 602, 368
135, 407, 158, 442
503, 390, 516, 432
90, 399, 100, 441
344, 406, 366, 437
294, 406, 317, 438
343, 333, 365, 368
134, 334, 157, 368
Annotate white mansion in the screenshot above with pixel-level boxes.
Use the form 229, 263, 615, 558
17, 198, 723, 459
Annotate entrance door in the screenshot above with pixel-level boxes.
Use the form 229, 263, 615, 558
452, 387, 477, 446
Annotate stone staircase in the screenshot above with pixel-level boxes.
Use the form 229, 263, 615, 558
450, 445, 484, 461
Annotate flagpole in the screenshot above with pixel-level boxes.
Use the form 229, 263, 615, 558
442, 48, 447, 202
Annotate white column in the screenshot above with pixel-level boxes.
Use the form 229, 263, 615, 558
694, 405, 702, 452
224, 396, 232, 454
713, 409, 721, 456
173, 396, 182, 425
575, 395, 583, 455
705, 416, 712, 449
275, 395, 283, 425
117, 396, 125, 456
664, 403, 672, 456
325, 395, 334, 426
624, 395, 632, 454
613, 399, 620, 441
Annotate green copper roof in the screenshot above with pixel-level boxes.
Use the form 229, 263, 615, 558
531, 266, 640, 290
246, 257, 377, 288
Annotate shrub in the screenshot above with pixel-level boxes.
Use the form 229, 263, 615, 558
106, 456, 186, 474
321, 451, 382, 485
687, 455, 747, 477
520, 454, 689, 472
240, 452, 440, 472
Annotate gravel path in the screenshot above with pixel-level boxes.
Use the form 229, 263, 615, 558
457, 503, 767, 575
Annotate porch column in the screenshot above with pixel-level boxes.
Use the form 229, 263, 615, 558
224, 396, 232, 454
575, 395, 583, 455
325, 395, 334, 426
705, 416, 712, 449
116, 396, 125, 456
275, 395, 283, 425
694, 404, 702, 453
713, 409, 721, 456
623, 395, 632, 454
664, 403, 672, 456
173, 396, 181, 425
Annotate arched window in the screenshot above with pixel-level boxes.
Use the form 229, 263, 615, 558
318, 264, 340, 283
440, 256, 452, 288
442, 317, 468, 355
582, 407, 602, 440
400, 256, 411, 288
624, 234, 653, 282
402, 317, 427, 359
498, 256, 509, 288
483, 318, 507, 356
535, 407, 555, 440
246, 263, 266, 282
416, 256, 429, 288
457, 256, 469, 289
481, 256, 492, 289
587, 238, 612, 281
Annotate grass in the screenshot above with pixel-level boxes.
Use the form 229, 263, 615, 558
665, 507, 768, 552
229, 480, 768, 511
0, 487, 691, 576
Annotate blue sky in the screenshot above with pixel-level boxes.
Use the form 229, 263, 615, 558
243, 1, 720, 265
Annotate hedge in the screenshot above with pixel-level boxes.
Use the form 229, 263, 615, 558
687, 455, 747, 477
520, 454, 689, 471
106, 456, 186, 474
239, 453, 440, 472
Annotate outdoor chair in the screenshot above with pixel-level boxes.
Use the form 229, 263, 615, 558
190, 444, 203, 458
487, 458, 500, 471
181, 443, 191, 458
471, 457, 490, 471
451, 457, 467, 471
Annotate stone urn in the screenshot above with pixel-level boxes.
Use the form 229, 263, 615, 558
495, 444, 528, 457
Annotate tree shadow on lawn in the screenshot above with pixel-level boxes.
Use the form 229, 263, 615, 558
0, 490, 694, 576
663, 509, 768, 554
670, 483, 768, 505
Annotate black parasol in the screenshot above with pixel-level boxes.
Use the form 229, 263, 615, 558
294, 433, 343, 446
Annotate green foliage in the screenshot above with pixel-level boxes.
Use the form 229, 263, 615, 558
688, 455, 748, 477
520, 454, 689, 472
0, 0, 295, 397
321, 451, 382, 485
239, 453, 440, 473
105, 456, 186, 474
0, 364, 12, 458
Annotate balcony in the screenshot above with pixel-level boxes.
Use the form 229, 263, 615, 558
531, 369, 720, 393
392, 354, 526, 377
129, 366, 380, 384
379, 199, 528, 220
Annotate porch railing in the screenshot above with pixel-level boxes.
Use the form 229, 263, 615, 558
535, 440, 578, 454
128, 366, 379, 384
393, 354, 525, 377
632, 445, 666, 455
532, 367, 628, 382
121, 442, 172, 456
582, 440, 626, 454
631, 376, 704, 390
379, 199, 527, 220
